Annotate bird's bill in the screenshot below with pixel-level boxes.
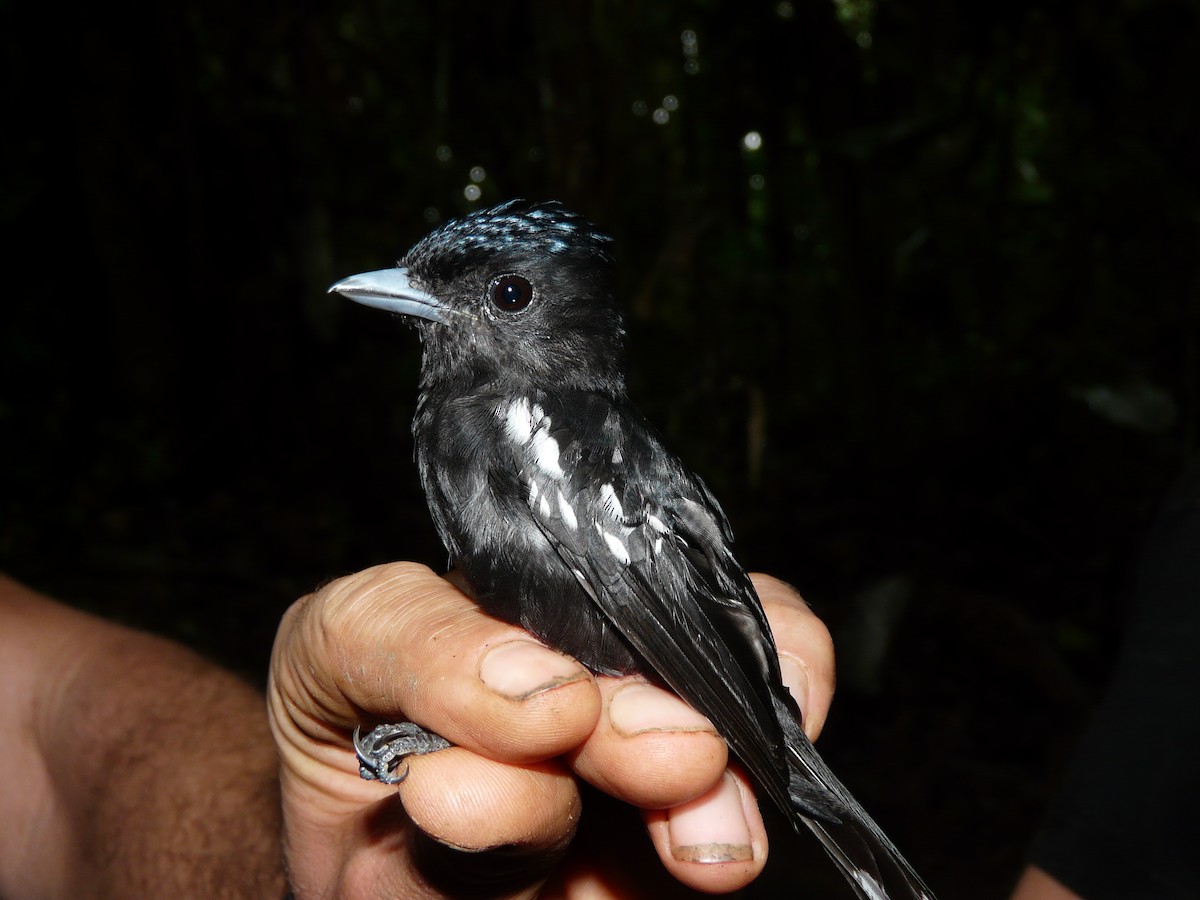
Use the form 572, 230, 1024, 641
328, 267, 448, 323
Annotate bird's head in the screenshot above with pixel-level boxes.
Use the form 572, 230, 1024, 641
331, 200, 626, 395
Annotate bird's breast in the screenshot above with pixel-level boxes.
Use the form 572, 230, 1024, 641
413, 388, 642, 674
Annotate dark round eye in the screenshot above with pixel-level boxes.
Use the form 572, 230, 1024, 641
489, 274, 534, 312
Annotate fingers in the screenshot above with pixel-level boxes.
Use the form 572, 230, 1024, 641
273, 562, 602, 761
753, 572, 836, 740
268, 562, 604, 898
568, 574, 833, 805
568, 678, 728, 809
547, 766, 771, 897
397, 751, 579, 853
267, 563, 836, 898
643, 766, 769, 893
563, 572, 833, 895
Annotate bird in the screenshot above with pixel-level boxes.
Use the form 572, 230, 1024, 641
330, 199, 934, 900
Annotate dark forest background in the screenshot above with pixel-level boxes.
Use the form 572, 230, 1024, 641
2, 1, 1197, 896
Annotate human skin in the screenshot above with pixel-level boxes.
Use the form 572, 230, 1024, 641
0, 565, 833, 899
269, 562, 835, 899
0, 574, 286, 899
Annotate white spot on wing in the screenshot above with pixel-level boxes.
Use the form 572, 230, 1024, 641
611, 446, 623, 464
570, 568, 599, 601
539, 494, 551, 518
646, 514, 668, 533
596, 523, 631, 565
556, 489, 578, 530
530, 427, 564, 477
599, 483, 624, 520
528, 480, 540, 506
502, 397, 534, 444
502, 398, 563, 481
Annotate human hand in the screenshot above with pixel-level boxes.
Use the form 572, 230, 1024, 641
267, 562, 833, 898
0, 575, 284, 899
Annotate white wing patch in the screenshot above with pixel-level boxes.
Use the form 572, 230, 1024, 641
531, 427, 564, 477
501, 397, 534, 444
645, 514, 669, 555
502, 399, 652, 567
499, 397, 564, 479
524, 472, 553, 522
596, 523, 631, 565
599, 483, 624, 521
570, 567, 599, 600
556, 489, 578, 530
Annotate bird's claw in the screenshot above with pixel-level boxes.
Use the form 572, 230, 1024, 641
352, 722, 452, 784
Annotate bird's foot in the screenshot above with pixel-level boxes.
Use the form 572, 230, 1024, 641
353, 722, 452, 784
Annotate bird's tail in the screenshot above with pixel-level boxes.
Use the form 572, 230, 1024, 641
797, 812, 933, 900
780, 698, 935, 900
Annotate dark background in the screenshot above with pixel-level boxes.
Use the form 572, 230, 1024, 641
2, 2, 1197, 896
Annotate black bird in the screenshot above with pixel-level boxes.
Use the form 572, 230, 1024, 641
331, 200, 934, 900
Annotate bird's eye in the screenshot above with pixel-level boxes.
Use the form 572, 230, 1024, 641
489, 274, 534, 313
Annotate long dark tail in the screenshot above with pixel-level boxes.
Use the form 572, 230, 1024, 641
779, 698, 936, 900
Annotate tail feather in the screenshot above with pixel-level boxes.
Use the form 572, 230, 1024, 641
777, 696, 935, 899
799, 813, 934, 900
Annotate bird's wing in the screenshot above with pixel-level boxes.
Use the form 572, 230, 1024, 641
497, 391, 814, 817
495, 392, 936, 898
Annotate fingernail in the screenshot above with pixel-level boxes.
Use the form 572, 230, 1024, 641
608, 681, 717, 736
669, 772, 754, 864
479, 640, 587, 700
778, 654, 810, 720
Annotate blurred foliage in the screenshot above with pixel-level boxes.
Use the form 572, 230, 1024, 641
1, 1, 1197, 895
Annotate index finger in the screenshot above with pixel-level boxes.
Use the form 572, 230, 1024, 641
751, 572, 835, 740
273, 561, 602, 762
